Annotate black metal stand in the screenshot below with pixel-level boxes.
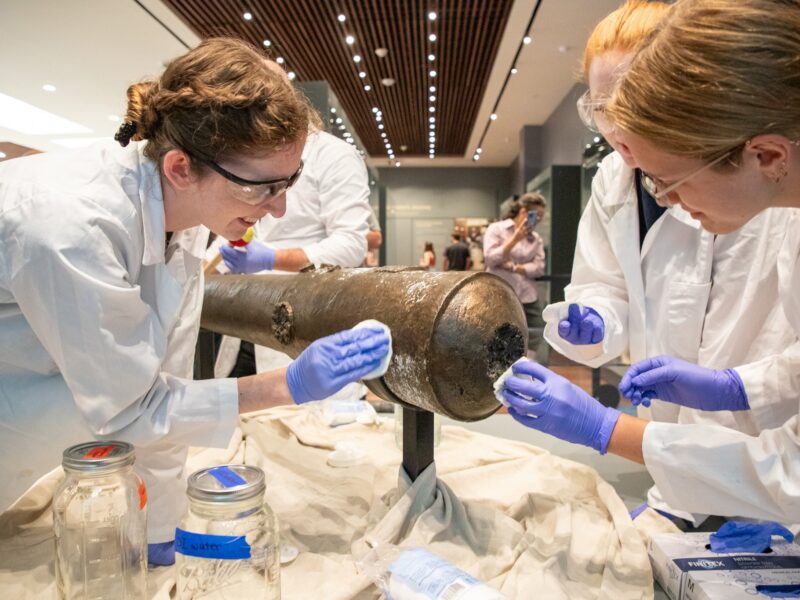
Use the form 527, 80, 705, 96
402, 407, 435, 481
194, 328, 216, 380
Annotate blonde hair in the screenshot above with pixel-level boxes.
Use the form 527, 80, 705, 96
608, 0, 800, 162
582, 0, 671, 81
121, 37, 320, 164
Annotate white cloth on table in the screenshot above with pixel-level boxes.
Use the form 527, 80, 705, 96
0, 405, 668, 599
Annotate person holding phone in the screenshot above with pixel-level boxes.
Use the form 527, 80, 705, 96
483, 193, 547, 352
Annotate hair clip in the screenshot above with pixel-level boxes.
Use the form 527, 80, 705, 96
114, 121, 138, 147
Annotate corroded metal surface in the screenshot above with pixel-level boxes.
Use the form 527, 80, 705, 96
201, 267, 528, 421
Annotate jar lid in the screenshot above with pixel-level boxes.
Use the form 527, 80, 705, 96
187, 465, 265, 503
62, 441, 135, 473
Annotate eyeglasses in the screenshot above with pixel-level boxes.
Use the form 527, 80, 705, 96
576, 89, 608, 133
640, 150, 734, 207
195, 154, 304, 206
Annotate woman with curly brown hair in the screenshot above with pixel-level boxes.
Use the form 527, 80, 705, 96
0, 38, 389, 565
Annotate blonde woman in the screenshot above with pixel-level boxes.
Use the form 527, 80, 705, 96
0, 38, 390, 564
501, 0, 800, 524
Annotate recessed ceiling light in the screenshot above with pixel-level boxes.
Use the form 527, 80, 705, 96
381, 133, 387, 138
490, 113, 497, 120
336, 117, 342, 123
429, 34, 437, 42
430, 86, 436, 93
339, 125, 345, 130
381, 78, 396, 87
108, 115, 120, 122
429, 117, 435, 123
338, 14, 346, 22
372, 107, 379, 113
396, 162, 401, 167
429, 107, 435, 113
378, 124, 384, 130
511, 68, 518, 75
593, 136, 601, 143
428, 11, 437, 20
42, 84, 57, 92
429, 70, 437, 78
429, 96, 436, 102
263, 39, 271, 47
330, 107, 337, 113
428, 54, 435, 61
353, 54, 361, 63
429, 124, 435, 130
523, 36, 532, 45
0, 92, 91, 135
276, 57, 285, 64
429, 155, 435, 159
476, 148, 482, 154
375, 48, 389, 58
359, 71, 366, 78
243, 11, 253, 21
346, 35, 355, 45
0, 151, 6, 159
558, 45, 570, 53
364, 85, 372, 91
473, 153, 480, 161
288, 72, 296, 80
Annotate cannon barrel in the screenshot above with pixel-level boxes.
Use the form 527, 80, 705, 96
201, 267, 527, 421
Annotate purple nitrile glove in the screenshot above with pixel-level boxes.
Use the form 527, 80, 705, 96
502, 359, 621, 454
618, 355, 749, 411
219, 239, 276, 273
148, 540, 175, 566
286, 327, 390, 405
558, 303, 605, 345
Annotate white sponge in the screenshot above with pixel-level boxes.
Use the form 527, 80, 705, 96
352, 319, 393, 380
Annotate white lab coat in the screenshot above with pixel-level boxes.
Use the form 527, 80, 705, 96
643, 209, 800, 522
213, 131, 371, 380
0, 141, 239, 541
543, 152, 799, 519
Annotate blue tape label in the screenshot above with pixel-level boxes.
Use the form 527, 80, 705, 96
175, 529, 251, 560
208, 466, 247, 488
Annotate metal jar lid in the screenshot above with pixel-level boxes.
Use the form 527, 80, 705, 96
187, 465, 265, 503
62, 441, 135, 473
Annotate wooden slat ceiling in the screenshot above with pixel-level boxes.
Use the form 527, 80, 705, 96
162, 0, 513, 160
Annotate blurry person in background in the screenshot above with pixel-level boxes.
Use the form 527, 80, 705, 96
419, 241, 436, 270
484, 193, 547, 352
443, 233, 472, 271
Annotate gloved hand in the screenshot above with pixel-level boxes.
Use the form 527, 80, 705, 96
148, 540, 175, 566
501, 359, 620, 454
709, 521, 794, 553
286, 326, 391, 405
558, 303, 605, 345
219, 239, 276, 273
618, 355, 749, 411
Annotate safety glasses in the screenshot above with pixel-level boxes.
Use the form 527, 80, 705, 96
640, 151, 733, 207
187, 150, 304, 206
576, 89, 608, 134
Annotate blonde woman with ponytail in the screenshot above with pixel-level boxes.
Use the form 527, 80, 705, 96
502, 0, 800, 525
0, 38, 390, 565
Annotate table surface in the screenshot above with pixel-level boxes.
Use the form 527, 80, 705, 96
444, 413, 669, 600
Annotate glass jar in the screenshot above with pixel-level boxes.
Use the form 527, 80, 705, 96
53, 441, 148, 600
176, 465, 280, 600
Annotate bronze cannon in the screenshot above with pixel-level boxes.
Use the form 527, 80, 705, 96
201, 267, 528, 421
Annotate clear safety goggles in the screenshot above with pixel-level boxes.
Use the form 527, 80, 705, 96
576, 89, 609, 134
640, 150, 734, 207
204, 159, 304, 206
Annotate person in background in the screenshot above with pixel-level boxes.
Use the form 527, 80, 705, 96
0, 38, 390, 566
443, 233, 472, 271
484, 193, 547, 352
419, 242, 436, 270
501, 0, 800, 525
363, 207, 382, 267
